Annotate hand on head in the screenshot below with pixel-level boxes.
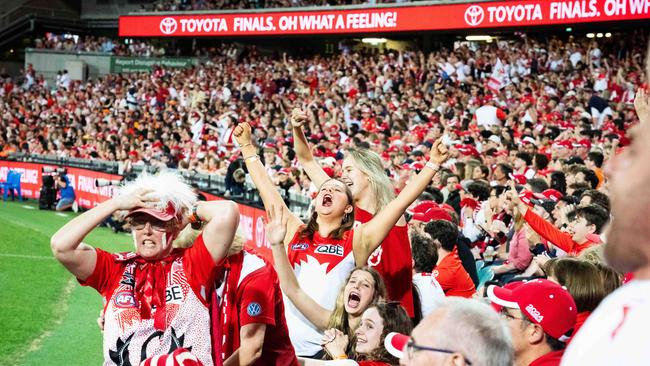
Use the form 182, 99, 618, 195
115, 188, 156, 211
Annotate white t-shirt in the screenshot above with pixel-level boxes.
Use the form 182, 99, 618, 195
413, 273, 446, 318
561, 280, 650, 365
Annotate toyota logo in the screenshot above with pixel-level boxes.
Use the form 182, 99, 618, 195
159, 17, 178, 35
464, 5, 485, 27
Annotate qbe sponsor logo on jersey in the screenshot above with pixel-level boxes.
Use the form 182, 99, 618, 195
315, 244, 344, 257
165, 284, 185, 304
114, 291, 137, 308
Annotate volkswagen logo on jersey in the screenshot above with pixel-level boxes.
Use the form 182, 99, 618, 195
247, 302, 262, 316
291, 243, 309, 250
315, 244, 344, 257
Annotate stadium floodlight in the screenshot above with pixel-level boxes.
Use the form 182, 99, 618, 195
596, 33, 604, 38
586, 33, 595, 38
361, 38, 387, 45
605, 32, 612, 37
465, 35, 492, 42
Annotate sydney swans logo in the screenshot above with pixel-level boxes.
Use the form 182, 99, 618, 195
160, 17, 178, 35
464, 5, 485, 27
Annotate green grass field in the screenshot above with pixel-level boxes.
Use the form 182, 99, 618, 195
0, 200, 132, 366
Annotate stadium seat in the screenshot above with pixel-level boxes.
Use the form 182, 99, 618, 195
1, 170, 22, 201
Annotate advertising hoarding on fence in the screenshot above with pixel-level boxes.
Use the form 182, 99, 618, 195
0, 161, 272, 261
120, 0, 650, 37
110, 57, 197, 73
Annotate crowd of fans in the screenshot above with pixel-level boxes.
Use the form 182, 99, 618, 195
32, 34, 185, 57
143, 0, 403, 12
3, 28, 650, 365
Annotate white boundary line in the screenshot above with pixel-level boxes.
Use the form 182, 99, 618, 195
0, 253, 55, 260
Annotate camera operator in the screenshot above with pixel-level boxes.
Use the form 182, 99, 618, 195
55, 171, 76, 212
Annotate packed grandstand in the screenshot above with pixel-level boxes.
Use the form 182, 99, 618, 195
1, 0, 650, 365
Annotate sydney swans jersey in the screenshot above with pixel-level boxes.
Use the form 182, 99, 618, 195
355, 207, 414, 316
80, 235, 216, 366
286, 229, 356, 356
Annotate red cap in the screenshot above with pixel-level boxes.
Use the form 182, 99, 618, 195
574, 138, 592, 149
487, 279, 577, 340
455, 144, 480, 157
509, 173, 527, 185
535, 189, 563, 202
519, 190, 534, 207
552, 140, 573, 149
322, 166, 335, 178
384, 332, 409, 359
411, 207, 452, 223
409, 162, 424, 171
125, 202, 177, 222
278, 168, 291, 175
128, 150, 139, 157
410, 200, 437, 214
152, 141, 163, 149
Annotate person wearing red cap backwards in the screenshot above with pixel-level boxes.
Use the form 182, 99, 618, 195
290, 108, 416, 319
487, 279, 577, 366
509, 182, 608, 257
233, 122, 449, 357
384, 297, 512, 366
50, 171, 240, 366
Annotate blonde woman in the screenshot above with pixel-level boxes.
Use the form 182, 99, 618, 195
291, 108, 416, 318
233, 122, 448, 357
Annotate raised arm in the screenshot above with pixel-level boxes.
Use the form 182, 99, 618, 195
266, 204, 331, 330
291, 108, 331, 188
194, 200, 239, 263
508, 184, 575, 254
352, 139, 449, 265
233, 122, 302, 245
50, 188, 155, 280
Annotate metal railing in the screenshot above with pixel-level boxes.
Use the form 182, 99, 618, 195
4, 152, 313, 218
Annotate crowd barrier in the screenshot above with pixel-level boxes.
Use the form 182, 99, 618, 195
0, 159, 273, 261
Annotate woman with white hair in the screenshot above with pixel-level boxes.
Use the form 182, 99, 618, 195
50, 171, 239, 366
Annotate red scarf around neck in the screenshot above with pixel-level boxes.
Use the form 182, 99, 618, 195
134, 250, 182, 331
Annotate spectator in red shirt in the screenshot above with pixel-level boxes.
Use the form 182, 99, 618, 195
424, 220, 476, 298
511, 186, 608, 256
211, 233, 298, 366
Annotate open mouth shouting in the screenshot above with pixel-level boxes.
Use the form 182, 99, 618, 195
347, 290, 361, 309
322, 193, 333, 207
